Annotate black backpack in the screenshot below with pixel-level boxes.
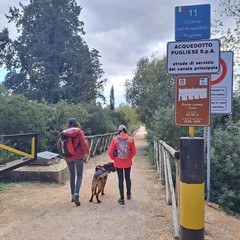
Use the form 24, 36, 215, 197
60, 134, 75, 157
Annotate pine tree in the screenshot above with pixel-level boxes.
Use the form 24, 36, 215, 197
0, 28, 12, 66
1, 0, 105, 104
110, 85, 115, 111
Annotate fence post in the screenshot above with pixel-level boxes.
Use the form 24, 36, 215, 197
166, 152, 180, 238
180, 137, 205, 240
154, 138, 160, 173
159, 143, 164, 184
163, 149, 171, 205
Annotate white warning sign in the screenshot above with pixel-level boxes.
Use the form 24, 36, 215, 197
211, 51, 233, 114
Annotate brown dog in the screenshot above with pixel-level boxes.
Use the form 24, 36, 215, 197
89, 162, 116, 203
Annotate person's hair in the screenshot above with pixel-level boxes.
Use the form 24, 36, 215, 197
66, 117, 79, 128
118, 128, 127, 134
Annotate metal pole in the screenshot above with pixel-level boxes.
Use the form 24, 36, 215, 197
203, 127, 207, 152
180, 137, 205, 240
206, 126, 211, 201
189, 127, 195, 138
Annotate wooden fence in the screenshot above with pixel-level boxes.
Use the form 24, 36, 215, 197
85, 126, 140, 162
153, 137, 180, 240
85, 132, 117, 162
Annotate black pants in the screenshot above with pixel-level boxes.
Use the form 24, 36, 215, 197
116, 167, 131, 199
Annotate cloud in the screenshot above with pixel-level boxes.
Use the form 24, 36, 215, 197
79, 0, 222, 105
80, 0, 175, 71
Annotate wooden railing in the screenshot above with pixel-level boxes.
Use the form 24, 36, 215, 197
153, 137, 180, 240
85, 126, 140, 163
85, 132, 117, 162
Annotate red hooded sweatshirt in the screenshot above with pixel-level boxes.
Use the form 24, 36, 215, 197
108, 131, 136, 169
57, 127, 90, 160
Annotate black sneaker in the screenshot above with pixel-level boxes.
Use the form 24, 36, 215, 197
127, 195, 131, 200
74, 194, 81, 206
118, 198, 125, 205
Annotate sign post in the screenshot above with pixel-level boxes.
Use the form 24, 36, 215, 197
176, 75, 210, 240
172, 5, 213, 240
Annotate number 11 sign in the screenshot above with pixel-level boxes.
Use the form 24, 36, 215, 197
175, 4, 211, 41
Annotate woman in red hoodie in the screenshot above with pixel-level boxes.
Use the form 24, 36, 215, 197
57, 118, 90, 206
108, 125, 136, 205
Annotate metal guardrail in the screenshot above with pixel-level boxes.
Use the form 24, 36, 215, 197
153, 137, 180, 240
0, 133, 38, 174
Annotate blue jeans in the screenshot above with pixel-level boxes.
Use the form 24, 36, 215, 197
66, 160, 84, 196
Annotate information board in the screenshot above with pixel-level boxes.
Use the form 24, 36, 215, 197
175, 75, 211, 126
167, 39, 220, 75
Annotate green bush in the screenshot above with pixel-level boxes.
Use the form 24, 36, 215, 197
0, 94, 136, 165
210, 121, 240, 213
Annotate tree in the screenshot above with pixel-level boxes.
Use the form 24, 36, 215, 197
0, 83, 10, 97
219, 0, 240, 18
0, 28, 13, 66
125, 55, 174, 125
1, 0, 105, 104
110, 85, 115, 111
116, 103, 139, 128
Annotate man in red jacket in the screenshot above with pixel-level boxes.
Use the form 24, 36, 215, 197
57, 118, 90, 206
108, 125, 136, 205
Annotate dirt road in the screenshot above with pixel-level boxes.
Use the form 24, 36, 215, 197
0, 126, 239, 240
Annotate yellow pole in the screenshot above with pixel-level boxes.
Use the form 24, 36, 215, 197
0, 144, 34, 159
180, 137, 205, 240
189, 127, 195, 138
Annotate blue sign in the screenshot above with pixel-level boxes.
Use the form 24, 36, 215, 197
175, 4, 211, 41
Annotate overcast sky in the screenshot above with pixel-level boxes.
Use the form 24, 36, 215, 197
0, 0, 234, 105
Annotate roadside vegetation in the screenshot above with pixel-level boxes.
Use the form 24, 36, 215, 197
0, 86, 139, 165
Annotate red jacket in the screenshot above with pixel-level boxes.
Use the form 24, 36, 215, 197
108, 132, 136, 169
57, 127, 90, 160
